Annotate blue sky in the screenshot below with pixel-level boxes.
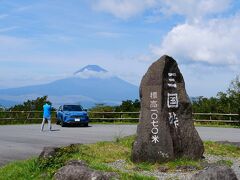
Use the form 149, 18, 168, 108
0, 0, 240, 97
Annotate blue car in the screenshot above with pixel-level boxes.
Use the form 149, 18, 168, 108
56, 104, 89, 127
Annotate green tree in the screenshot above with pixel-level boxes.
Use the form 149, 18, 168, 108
227, 75, 240, 114
89, 103, 116, 120
133, 99, 140, 110
116, 99, 140, 112
0, 105, 5, 111
192, 75, 240, 121
118, 100, 135, 112
6, 96, 53, 123
217, 92, 231, 113
9, 96, 52, 111
228, 75, 240, 96
90, 103, 115, 112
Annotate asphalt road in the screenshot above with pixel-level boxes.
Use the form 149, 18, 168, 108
0, 124, 240, 166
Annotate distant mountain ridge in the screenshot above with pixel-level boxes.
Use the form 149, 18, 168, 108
0, 65, 138, 108
0, 99, 18, 108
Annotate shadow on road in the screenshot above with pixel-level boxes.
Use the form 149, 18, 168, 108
62, 125, 92, 128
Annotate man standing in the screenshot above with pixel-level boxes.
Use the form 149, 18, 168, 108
41, 102, 52, 131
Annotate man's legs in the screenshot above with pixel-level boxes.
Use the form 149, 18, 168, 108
48, 118, 52, 131
41, 117, 45, 131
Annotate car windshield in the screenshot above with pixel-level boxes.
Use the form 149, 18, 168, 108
63, 105, 83, 111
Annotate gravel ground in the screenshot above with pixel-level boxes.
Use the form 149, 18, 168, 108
205, 154, 240, 179
107, 154, 240, 180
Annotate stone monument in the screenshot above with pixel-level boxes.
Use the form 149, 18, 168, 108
132, 55, 204, 163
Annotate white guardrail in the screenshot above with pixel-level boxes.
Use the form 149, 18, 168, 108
0, 111, 239, 124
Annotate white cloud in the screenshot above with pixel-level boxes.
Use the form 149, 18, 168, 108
151, 13, 240, 66
160, 0, 231, 23
92, 0, 231, 21
92, 0, 158, 19
0, 68, 69, 88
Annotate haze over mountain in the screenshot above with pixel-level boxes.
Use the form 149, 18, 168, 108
0, 65, 138, 108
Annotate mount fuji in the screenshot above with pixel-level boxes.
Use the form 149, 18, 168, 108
74, 65, 108, 74
0, 65, 138, 108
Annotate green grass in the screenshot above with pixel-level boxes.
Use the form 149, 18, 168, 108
0, 136, 240, 180
215, 160, 233, 167
92, 121, 240, 128
204, 141, 240, 158
0, 159, 42, 180
161, 158, 202, 170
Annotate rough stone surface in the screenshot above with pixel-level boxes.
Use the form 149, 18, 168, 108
39, 146, 59, 159
192, 165, 238, 180
132, 55, 204, 163
54, 160, 118, 180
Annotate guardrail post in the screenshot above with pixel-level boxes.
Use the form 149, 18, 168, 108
27, 112, 30, 124
10, 111, 12, 124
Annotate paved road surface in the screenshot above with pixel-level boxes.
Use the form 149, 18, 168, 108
0, 124, 240, 166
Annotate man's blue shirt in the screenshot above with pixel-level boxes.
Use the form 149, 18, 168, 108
43, 104, 51, 118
